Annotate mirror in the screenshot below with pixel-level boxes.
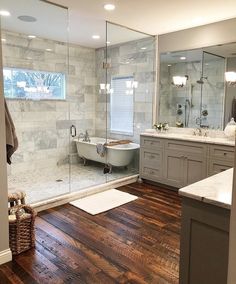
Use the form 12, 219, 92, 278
158, 42, 236, 129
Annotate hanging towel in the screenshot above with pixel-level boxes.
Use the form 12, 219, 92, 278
96, 143, 106, 157
5, 99, 18, 164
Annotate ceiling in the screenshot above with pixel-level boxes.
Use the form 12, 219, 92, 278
1, 0, 236, 48
50, 0, 236, 46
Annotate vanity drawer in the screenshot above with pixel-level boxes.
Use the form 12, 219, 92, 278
209, 145, 234, 161
141, 149, 163, 169
140, 136, 164, 150
208, 159, 234, 176
165, 140, 207, 155
141, 166, 162, 179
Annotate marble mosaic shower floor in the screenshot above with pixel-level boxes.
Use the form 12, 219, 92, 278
8, 162, 137, 204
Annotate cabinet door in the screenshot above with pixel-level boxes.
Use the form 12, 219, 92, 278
184, 154, 207, 186
164, 150, 184, 188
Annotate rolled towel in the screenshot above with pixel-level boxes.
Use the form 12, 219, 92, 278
96, 143, 106, 157
106, 140, 132, 147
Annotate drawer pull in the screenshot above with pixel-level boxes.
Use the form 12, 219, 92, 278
150, 170, 155, 175
149, 155, 156, 159
223, 153, 227, 156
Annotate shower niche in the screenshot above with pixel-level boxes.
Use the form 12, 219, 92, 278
159, 47, 228, 129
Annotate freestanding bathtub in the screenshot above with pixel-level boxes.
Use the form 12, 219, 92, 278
75, 137, 140, 172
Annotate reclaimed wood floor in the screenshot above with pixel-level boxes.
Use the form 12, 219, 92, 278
0, 182, 181, 284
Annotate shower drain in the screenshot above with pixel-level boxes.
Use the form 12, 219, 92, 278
56, 179, 63, 182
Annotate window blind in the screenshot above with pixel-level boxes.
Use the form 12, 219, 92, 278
110, 76, 134, 135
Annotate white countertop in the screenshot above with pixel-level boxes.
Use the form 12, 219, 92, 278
179, 168, 233, 209
141, 131, 235, 146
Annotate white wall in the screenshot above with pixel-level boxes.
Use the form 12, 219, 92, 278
158, 18, 236, 53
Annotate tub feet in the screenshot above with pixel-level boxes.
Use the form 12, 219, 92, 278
103, 164, 112, 174
82, 157, 87, 166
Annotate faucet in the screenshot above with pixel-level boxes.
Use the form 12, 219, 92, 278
78, 130, 90, 142
193, 128, 202, 136
84, 130, 90, 142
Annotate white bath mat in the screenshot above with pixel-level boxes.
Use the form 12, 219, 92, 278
69, 189, 138, 215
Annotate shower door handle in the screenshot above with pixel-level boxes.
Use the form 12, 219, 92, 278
70, 125, 77, 138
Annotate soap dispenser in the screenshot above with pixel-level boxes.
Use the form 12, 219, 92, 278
224, 118, 236, 140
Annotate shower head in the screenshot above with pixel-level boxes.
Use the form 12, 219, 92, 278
196, 76, 208, 84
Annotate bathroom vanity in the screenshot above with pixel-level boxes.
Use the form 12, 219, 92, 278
140, 132, 235, 188
178, 168, 233, 284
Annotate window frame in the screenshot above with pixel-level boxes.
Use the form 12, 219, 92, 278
3, 67, 66, 101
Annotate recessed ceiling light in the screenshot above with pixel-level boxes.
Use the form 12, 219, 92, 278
45, 48, 52, 51
28, 35, 36, 39
92, 35, 100, 39
141, 47, 147, 50
0, 10, 10, 17
1, 38, 6, 42
168, 64, 172, 67
18, 15, 37, 22
104, 4, 115, 11
180, 56, 186, 60
106, 41, 111, 44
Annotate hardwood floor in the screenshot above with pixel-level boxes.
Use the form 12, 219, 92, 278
0, 182, 181, 284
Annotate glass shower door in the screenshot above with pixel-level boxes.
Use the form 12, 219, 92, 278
1, 0, 70, 203
105, 22, 156, 183
200, 51, 225, 129
68, 22, 108, 192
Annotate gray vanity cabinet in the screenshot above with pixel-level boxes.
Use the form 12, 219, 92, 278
179, 197, 230, 284
140, 135, 234, 188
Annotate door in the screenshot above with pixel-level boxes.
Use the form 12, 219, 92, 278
201, 51, 225, 129
184, 154, 207, 186
164, 150, 185, 188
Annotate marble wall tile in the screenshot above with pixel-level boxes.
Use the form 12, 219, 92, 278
3, 30, 96, 176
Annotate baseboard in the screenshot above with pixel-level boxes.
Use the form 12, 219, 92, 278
0, 249, 12, 265
33, 174, 139, 212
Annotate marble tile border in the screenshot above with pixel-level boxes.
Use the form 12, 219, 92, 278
32, 174, 139, 212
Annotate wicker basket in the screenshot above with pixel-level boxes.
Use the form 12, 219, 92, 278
9, 205, 37, 255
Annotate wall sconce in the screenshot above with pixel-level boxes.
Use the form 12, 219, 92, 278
99, 83, 112, 94
126, 80, 138, 89
225, 71, 236, 86
172, 75, 188, 87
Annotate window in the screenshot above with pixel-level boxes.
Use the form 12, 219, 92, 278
110, 76, 134, 135
3, 67, 65, 100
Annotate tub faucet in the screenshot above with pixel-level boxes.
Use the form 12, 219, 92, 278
193, 128, 202, 136
83, 130, 90, 142
78, 131, 90, 142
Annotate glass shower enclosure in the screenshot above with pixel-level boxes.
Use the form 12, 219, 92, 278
1, 0, 71, 203
0, 0, 156, 204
